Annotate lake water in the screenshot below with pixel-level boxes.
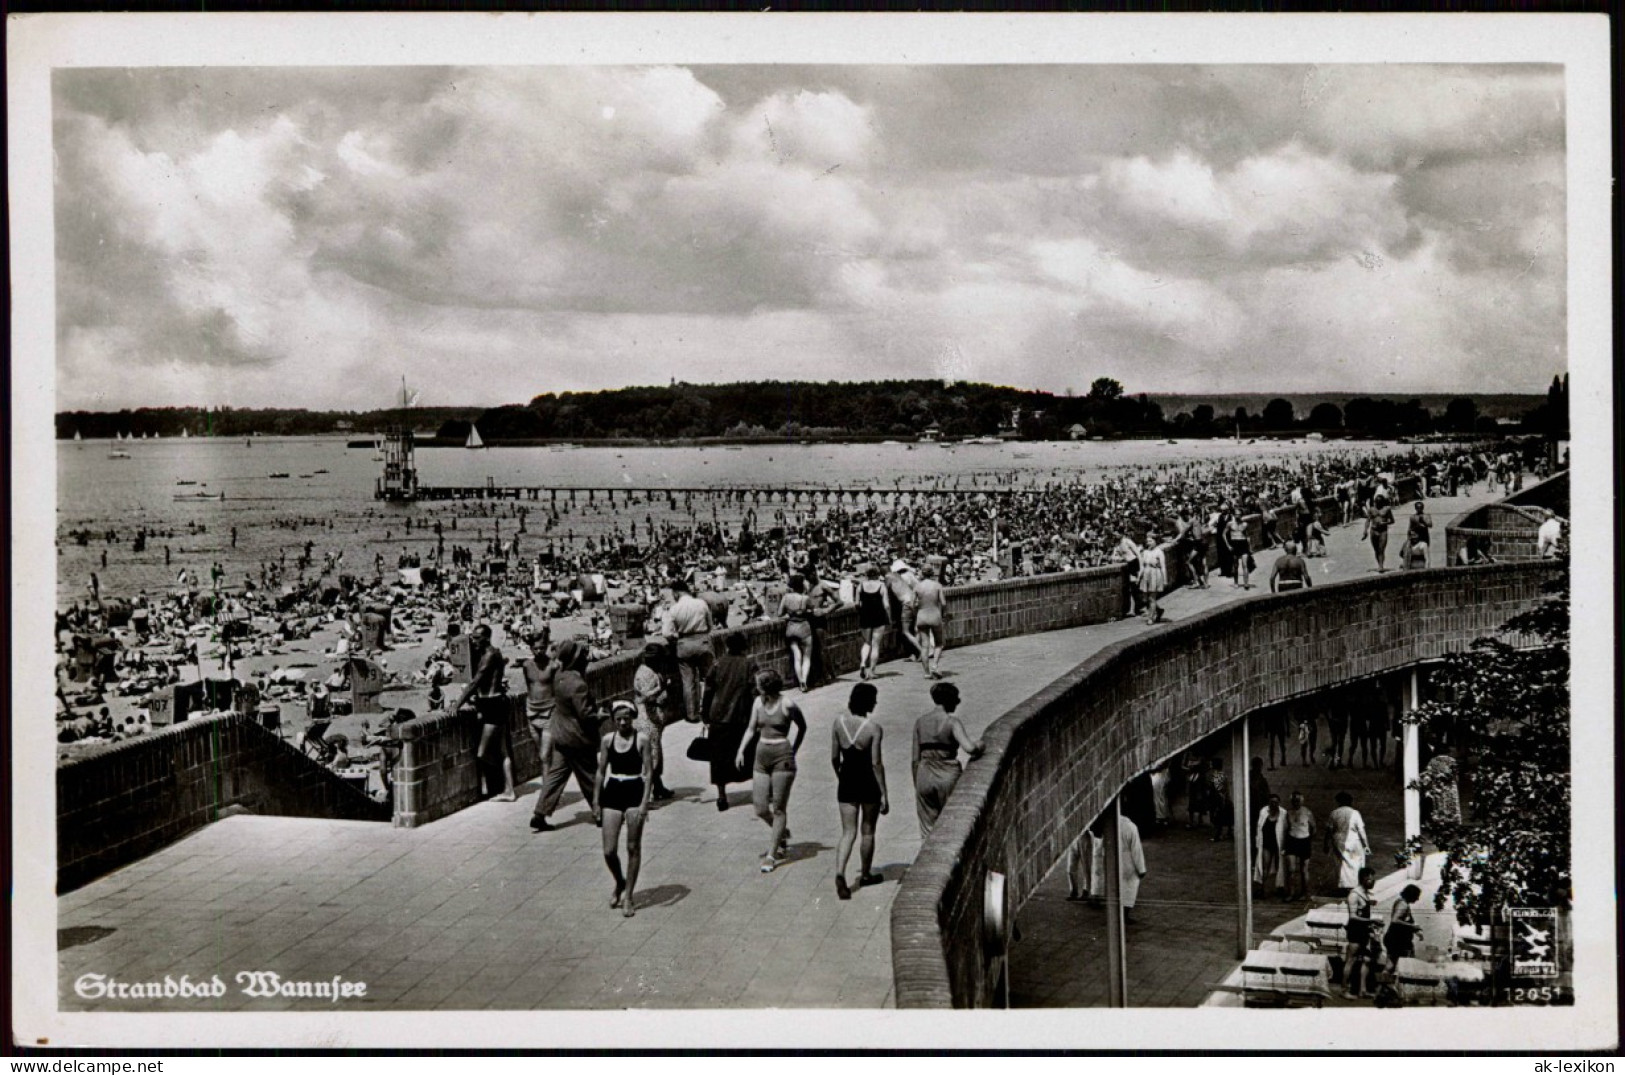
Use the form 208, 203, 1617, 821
56, 435, 1409, 607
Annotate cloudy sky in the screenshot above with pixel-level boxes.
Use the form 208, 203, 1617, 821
53, 63, 1566, 410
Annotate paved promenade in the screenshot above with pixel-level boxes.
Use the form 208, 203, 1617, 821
57, 489, 1497, 1010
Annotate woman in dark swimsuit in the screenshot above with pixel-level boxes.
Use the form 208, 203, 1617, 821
593, 700, 653, 917
831, 682, 888, 899
736, 670, 807, 872
780, 576, 815, 691
855, 565, 892, 681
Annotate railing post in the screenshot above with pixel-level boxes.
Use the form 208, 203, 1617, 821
1404, 668, 1424, 879
1104, 800, 1128, 1007
1232, 719, 1253, 959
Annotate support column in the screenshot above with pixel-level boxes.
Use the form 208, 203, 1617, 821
1403, 669, 1424, 879
1103, 800, 1128, 1007
1232, 719, 1253, 959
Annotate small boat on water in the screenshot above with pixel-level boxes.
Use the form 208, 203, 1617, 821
313, 468, 329, 474
465, 425, 486, 450
175, 480, 197, 486
108, 450, 132, 460
268, 472, 290, 479
174, 491, 225, 501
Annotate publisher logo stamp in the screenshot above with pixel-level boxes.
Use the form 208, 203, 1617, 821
1508, 907, 1559, 979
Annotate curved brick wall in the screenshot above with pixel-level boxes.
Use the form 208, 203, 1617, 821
1445, 471, 1568, 565
58, 712, 390, 892
890, 560, 1560, 1008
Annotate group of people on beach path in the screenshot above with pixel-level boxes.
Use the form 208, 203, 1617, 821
447, 608, 987, 915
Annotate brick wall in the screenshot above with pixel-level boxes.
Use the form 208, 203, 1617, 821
1446, 471, 1566, 564
58, 713, 389, 892
891, 561, 1560, 1008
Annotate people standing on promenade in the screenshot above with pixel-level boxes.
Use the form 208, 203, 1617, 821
1253, 793, 1288, 898
1138, 531, 1169, 625
1115, 530, 1143, 619
1362, 495, 1395, 573
1297, 710, 1319, 767
1209, 504, 1234, 580
663, 578, 714, 725
1343, 867, 1379, 999
1268, 540, 1313, 593
452, 624, 515, 802
912, 682, 983, 839
885, 559, 921, 663
1348, 704, 1370, 770
701, 631, 757, 811
737, 670, 806, 872
855, 564, 893, 681
1225, 512, 1253, 589
632, 643, 675, 801
1248, 756, 1271, 824
530, 640, 600, 832
1075, 807, 1148, 923
831, 681, 888, 900
593, 701, 652, 917
912, 565, 948, 679
1264, 708, 1289, 770
1283, 791, 1316, 901
779, 576, 816, 691
805, 569, 844, 689
1185, 506, 1211, 589
1326, 700, 1348, 770
1325, 790, 1371, 894
1149, 762, 1172, 826
1364, 690, 1390, 769
1384, 883, 1424, 970
1403, 501, 1433, 569
518, 632, 558, 778
1207, 756, 1233, 842
1182, 751, 1209, 829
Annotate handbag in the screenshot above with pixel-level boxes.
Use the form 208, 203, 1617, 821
685, 729, 711, 762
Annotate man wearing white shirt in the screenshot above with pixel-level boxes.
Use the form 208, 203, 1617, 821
1536, 510, 1565, 558
664, 578, 714, 724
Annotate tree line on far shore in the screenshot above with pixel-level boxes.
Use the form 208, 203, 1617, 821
56, 376, 1567, 443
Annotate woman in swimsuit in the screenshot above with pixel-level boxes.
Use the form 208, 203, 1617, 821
592, 700, 653, 917
736, 669, 807, 872
855, 565, 892, 681
912, 681, 983, 839
912, 565, 947, 679
831, 681, 888, 900
779, 576, 815, 692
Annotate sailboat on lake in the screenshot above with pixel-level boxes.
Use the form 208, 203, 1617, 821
465, 423, 486, 450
